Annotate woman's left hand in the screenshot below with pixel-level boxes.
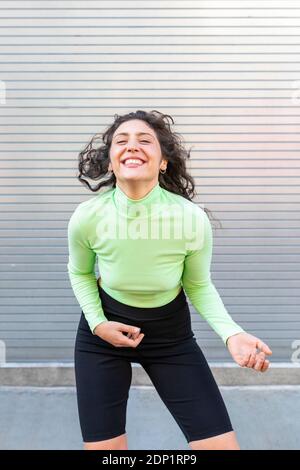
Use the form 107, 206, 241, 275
226, 332, 272, 372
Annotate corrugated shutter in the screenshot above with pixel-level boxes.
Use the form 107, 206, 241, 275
0, 0, 299, 362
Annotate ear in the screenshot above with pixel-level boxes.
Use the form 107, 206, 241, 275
161, 157, 168, 169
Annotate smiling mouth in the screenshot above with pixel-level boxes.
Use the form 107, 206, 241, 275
121, 158, 146, 167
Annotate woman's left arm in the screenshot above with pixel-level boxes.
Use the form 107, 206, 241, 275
181, 208, 272, 372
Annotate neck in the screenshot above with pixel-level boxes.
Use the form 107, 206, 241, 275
115, 179, 159, 200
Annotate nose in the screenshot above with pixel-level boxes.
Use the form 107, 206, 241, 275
124, 138, 140, 151
128, 144, 138, 152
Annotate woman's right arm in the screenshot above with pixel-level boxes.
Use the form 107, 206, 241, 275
67, 209, 108, 334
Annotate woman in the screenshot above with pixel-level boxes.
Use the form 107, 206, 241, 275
67, 110, 272, 451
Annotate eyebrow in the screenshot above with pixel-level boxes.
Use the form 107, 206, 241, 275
114, 132, 154, 139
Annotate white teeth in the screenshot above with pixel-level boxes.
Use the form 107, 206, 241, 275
123, 158, 144, 166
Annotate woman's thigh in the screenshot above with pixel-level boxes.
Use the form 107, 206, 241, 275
74, 345, 133, 443
139, 338, 233, 444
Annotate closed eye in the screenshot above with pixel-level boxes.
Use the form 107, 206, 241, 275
117, 140, 150, 144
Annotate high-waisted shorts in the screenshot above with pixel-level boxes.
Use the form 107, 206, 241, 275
74, 283, 233, 444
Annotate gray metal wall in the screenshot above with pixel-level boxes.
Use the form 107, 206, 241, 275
0, 1, 299, 362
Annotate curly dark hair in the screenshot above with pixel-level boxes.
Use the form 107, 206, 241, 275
77, 109, 220, 228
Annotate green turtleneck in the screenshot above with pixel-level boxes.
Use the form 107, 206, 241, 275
67, 182, 244, 345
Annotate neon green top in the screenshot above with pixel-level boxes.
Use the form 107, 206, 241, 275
67, 181, 244, 345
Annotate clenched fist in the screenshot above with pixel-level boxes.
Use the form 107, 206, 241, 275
93, 321, 145, 348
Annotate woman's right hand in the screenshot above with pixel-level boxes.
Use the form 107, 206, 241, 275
93, 321, 145, 348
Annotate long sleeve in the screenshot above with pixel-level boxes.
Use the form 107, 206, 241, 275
67, 209, 108, 334
181, 209, 245, 346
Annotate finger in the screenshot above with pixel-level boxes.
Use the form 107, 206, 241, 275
252, 352, 265, 370
126, 330, 138, 340
253, 352, 266, 371
132, 327, 141, 340
261, 360, 270, 373
123, 333, 145, 348
256, 340, 272, 356
245, 350, 257, 368
127, 329, 140, 341
236, 354, 250, 367
133, 333, 145, 347
240, 354, 251, 367
120, 324, 140, 336
124, 325, 141, 334
119, 332, 144, 348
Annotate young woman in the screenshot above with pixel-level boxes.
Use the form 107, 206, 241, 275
67, 110, 272, 451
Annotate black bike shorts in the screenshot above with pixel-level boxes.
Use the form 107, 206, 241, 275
74, 284, 233, 444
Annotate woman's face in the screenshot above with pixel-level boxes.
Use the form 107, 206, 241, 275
108, 119, 167, 184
